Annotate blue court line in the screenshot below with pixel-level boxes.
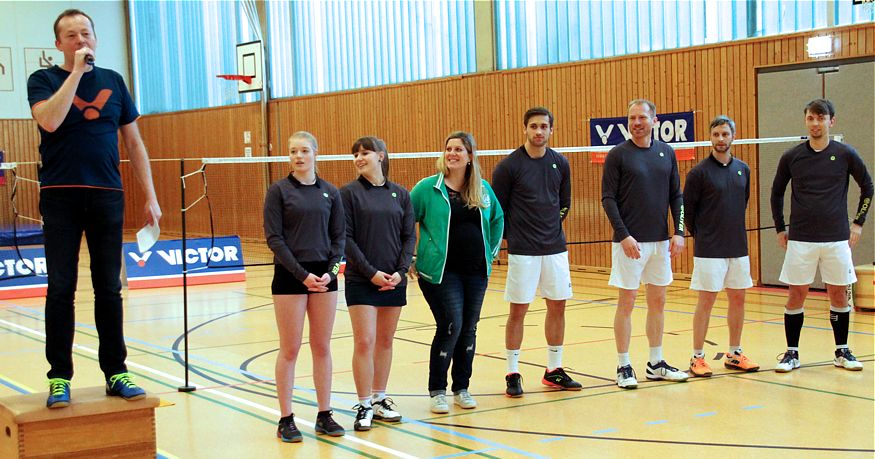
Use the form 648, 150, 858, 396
538, 437, 566, 443
409, 419, 548, 459
7, 306, 273, 381
645, 420, 668, 425
0, 377, 30, 394
743, 405, 764, 410
694, 411, 718, 417
432, 448, 499, 459
592, 428, 618, 434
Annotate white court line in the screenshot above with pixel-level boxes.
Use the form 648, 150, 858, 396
0, 318, 418, 459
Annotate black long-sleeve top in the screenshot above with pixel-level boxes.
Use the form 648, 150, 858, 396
684, 155, 750, 258
263, 174, 346, 282
601, 140, 685, 242
340, 176, 416, 285
771, 141, 873, 242
491, 146, 571, 255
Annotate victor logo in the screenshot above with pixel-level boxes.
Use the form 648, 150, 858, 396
72, 89, 112, 120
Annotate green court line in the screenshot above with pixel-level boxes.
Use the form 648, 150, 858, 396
376, 422, 502, 459
726, 355, 875, 401
1, 315, 496, 457
423, 356, 875, 422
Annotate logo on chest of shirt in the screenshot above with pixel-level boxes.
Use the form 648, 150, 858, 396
73, 89, 112, 120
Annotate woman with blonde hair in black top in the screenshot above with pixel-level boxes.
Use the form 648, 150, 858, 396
341, 136, 415, 431
264, 131, 346, 442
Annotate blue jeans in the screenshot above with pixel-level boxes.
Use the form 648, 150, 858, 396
419, 270, 488, 394
41, 188, 127, 380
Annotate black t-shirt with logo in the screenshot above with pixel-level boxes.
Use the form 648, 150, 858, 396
491, 146, 571, 256
684, 155, 750, 258
27, 65, 139, 190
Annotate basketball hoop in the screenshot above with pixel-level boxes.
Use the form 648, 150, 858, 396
216, 74, 253, 85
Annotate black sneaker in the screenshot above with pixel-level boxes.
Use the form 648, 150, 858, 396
775, 350, 800, 373
277, 414, 303, 443
542, 367, 583, 391
645, 360, 689, 382
315, 411, 345, 437
353, 404, 373, 431
372, 397, 402, 422
616, 365, 638, 389
505, 373, 523, 398
834, 348, 863, 371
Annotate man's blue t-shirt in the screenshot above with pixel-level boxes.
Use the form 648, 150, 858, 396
27, 66, 139, 190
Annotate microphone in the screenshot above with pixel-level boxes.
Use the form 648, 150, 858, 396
85, 54, 95, 65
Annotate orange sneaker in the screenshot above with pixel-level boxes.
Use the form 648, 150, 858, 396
689, 356, 712, 377
724, 352, 760, 372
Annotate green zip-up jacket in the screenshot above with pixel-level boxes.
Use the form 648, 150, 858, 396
410, 173, 504, 284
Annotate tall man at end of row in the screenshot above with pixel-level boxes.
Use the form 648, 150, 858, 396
771, 99, 873, 373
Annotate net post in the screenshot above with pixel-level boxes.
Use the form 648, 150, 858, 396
178, 159, 195, 393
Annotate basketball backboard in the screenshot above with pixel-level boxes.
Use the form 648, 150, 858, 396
236, 41, 263, 93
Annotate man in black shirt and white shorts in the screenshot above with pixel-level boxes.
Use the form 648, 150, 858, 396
602, 99, 688, 389
771, 99, 873, 373
684, 116, 759, 377
492, 107, 579, 397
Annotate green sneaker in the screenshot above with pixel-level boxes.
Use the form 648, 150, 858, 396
46, 378, 71, 408
106, 373, 146, 400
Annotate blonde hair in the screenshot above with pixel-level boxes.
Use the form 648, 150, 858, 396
288, 131, 318, 173
289, 131, 318, 151
436, 131, 485, 209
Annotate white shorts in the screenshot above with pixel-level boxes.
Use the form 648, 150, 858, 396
780, 240, 857, 286
690, 256, 753, 292
504, 252, 573, 303
608, 240, 673, 290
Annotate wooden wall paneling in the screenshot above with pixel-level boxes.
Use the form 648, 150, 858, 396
4, 24, 870, 273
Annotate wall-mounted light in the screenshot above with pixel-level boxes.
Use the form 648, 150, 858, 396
807, 36, 833, 58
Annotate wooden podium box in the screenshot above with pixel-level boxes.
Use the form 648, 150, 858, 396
0, 386, 160, 458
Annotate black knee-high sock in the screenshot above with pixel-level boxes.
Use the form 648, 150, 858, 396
784, 310, 804, 348
830, 307, 850, 347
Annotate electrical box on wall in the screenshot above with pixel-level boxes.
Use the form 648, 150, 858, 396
243, 131, 251, 144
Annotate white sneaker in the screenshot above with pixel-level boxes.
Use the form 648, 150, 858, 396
353, 404, 373, 431
372, 397, 402, 422
453, 390, 477, 409
775, 350, 800, 373
834, 349, 863, 371
616, 365, 638, 389
430, 394, 449, 414
645, 360, 689, 382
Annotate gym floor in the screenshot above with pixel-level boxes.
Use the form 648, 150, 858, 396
1, 250, 872, 458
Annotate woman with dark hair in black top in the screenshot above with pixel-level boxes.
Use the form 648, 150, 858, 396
263, 131, 346, 442
340, 136, 415, 431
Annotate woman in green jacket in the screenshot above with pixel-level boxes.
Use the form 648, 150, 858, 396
410, 131, 504, 414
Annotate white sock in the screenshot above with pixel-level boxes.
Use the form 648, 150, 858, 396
372, 391, 386, 403
692, 349, 704, 358
836, 344, 849, 350
618, 352, 631, 367
547, 345, 563, 371
729, 346, 742, 355
787, 346, 799, 352
506, 349, 521, 374
359, 397, 372, 408
649, 346, 663, 365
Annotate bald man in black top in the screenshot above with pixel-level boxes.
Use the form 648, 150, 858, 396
602, 99, 688, 389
